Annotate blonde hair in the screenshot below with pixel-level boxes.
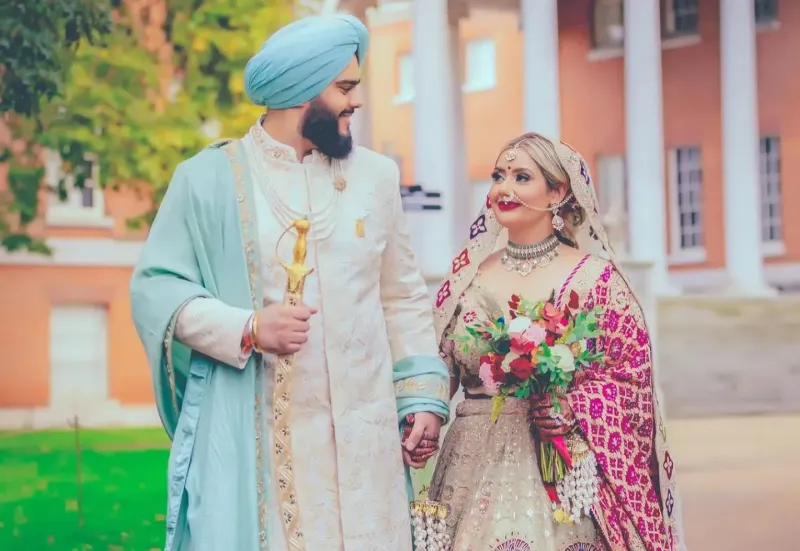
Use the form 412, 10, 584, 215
504, 132, 586, 247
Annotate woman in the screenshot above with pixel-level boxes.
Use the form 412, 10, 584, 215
417, 134, 686, 551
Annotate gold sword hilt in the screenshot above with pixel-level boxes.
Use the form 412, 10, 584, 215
278, 218, 314, 296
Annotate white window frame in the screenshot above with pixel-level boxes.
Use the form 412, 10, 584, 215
668, 146, 706, 264
588, 0, 700, 61
760, 135, 784, 257
44, 149, 114, 228
662, 0, 700, 39
592, 0, 625, 51
393, 53, 414, 104
463, 38, 497, 93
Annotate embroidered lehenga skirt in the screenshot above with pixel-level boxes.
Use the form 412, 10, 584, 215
429, 397, 607, 551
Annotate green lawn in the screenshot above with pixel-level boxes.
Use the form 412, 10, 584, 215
0, 427, 170, 551
0, 427, 439, 551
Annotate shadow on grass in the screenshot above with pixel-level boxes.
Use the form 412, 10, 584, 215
0, 427, 170, 551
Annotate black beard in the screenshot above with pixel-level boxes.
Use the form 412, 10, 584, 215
300, 99, 354, 160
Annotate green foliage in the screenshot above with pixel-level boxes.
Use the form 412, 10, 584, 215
0, 0, 112, 117
1, 0, 294, 251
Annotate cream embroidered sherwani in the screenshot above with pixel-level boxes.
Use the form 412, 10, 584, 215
171, 128, 447, 550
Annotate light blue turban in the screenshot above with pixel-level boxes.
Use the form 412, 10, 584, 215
244, 14, 369, 109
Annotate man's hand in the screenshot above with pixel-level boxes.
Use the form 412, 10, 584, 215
401, 412, 442, 469
529, 393, 576, 439
254, 303, 317, 355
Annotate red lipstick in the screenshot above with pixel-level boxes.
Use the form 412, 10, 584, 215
497, 200, 521, 212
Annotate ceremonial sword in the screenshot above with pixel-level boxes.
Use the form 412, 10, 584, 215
273, 218, 313, 551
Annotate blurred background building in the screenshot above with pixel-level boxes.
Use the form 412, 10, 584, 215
0, 0, 798, 430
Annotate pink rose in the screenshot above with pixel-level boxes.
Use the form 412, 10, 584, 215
510, 323, 547, 355
542, 302, 562, 321
478, 359, 501, 395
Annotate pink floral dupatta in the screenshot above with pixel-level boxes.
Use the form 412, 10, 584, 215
432, 141, 687, 551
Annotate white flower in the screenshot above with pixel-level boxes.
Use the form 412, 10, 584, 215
500, 353, 519, 373
549, 344, 576, 373
507, 316, 532, 334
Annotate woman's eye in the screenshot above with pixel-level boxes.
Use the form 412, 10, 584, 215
491, 171, 503, 182
516, 173, 530, 183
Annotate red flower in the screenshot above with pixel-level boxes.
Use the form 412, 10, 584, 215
489, 354, 507, 383
568, 290, 580, 310
509, 356, 534, 380
545, 333, 557, 346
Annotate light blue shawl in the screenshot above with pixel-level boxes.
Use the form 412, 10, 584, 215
130, 140, 449, 550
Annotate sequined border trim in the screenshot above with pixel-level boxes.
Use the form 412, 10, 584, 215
224, 141, 270, 551
162, 296, 200, 418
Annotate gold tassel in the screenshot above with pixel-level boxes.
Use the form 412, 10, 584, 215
355, 218, 365, 238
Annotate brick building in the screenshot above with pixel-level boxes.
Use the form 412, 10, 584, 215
1, 0, 797, 427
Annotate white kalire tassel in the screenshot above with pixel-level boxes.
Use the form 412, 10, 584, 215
555, 450, 600, 523
411, 501, 451, 551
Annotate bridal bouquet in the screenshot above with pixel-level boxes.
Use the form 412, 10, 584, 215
450, 290, 606, 523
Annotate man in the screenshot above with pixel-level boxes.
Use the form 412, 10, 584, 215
130, 13, 449, 551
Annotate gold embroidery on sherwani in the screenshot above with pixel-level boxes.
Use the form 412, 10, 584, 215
224, 141, 269, 550
273, 219, 315, 550
238, 131, 421, 550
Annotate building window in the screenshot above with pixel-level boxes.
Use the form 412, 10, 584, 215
662, 0, 699, 38
755, 0, 778, 24
49, 305, 110, 409
592, 0, 624, 49
595, 155, 628, 253
760, 136, 782, 249
463, 39, 496, 92
668, 146, 704, 260
44, 149, 112, 228
394, 53, 414, 103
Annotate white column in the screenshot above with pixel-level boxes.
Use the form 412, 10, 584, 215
409, 0, 470, 277
350, 7, 372, 148
624, 0, 675, 296
521, 0, 560, 138
352, 71, 373, 148
720, 0, 774, 295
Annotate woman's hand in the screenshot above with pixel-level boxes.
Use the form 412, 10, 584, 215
401, 413, 442, 469
529, 393, 576, 439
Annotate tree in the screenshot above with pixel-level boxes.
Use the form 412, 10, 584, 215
0, 0, 112, 252
1, 0, 294, 251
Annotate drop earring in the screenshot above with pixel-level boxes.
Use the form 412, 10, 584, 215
550, 204, 565, 231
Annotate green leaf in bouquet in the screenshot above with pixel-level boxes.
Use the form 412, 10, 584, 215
490, 394, 506, 423
549, 391, 563, 413
514, 378, 532, 400
518, 298, 537, 317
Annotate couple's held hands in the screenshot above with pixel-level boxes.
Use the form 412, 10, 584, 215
402, 413, 442, 469
529, 393, 577, 439
253, 303, 317, 356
